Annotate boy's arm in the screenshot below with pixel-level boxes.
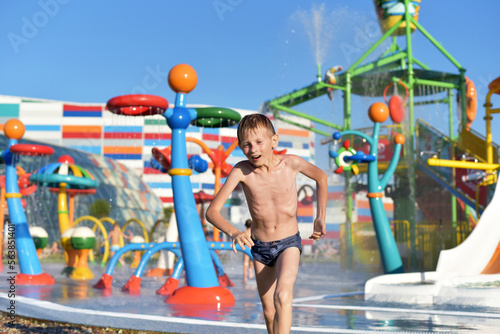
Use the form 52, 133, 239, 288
296, 157, 328, 240
123, 231, 133, 240
206, 166, 254, 253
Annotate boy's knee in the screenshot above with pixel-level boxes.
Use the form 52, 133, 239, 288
274, 288, 293, 308
261, 304, 275, 320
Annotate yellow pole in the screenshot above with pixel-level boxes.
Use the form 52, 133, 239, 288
427, 158, 500, 171
69, 194, 75, 227
58, 183, 71, 235
482, 84, 500, 184
485, 86, 500, 161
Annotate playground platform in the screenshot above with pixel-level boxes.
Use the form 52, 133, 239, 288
1, 255, 500, 333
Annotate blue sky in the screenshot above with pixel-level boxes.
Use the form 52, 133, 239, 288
1, 1, 499, 170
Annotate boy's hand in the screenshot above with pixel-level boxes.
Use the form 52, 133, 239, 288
231, 231, 254, 253
309, 218, 326, 240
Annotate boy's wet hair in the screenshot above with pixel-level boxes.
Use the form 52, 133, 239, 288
245, 219, 252, 228
237, 114, 276, 143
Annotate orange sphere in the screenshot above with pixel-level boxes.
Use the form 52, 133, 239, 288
394, 133, 405, 145
168, 64, 198, 94
4, 119, 25, 140
368, 102, 389, 123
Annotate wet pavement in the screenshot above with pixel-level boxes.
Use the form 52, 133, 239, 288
1, 255, 500, 333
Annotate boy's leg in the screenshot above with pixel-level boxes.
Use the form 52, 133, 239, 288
273, 247, 300, 334
243, 255, 249, 282
254, 259, 277, 333
249, 260, 254, 279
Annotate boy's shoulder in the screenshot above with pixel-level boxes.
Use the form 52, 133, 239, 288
278, 154, 307, 165
234, 159, 254, 169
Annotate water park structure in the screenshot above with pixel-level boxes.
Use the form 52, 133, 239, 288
263, 0, 498, 274
1, 1, 500, 332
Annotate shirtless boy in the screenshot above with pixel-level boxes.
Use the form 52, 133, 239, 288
107, 223, 132, 266
206, 114, 328, 334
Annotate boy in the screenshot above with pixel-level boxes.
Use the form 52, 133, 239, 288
206, 113, 327, 334
107, 223, 133, 266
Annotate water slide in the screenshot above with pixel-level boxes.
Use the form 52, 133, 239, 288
436, 179, 500, 276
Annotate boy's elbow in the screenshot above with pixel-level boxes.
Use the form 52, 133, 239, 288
317, 171, 328, 186
205, 206, 216, 223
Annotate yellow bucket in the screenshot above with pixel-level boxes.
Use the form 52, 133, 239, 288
373, 0, 421, 36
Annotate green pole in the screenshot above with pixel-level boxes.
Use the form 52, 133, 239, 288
404, 0, 418, 270
459, 69, 468, 132
347, 17, 402, 73
272, 113, 331, 137
345, 72, 352, 130
351, 51, 407, 77
412, 57, 430, 70
411, 17, 463, 70
269, 103, 343, 131
413, 78, 457, 89
448, 89, 457, 227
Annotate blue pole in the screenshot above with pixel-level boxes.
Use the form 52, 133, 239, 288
165, 93, 219, 288
2, 139, 43, 275
366, 123, 403, 274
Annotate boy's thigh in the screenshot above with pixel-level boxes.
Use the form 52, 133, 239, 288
275, 247, 300, 286
254, 260, 277, 301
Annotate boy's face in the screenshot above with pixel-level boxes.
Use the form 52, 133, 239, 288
239, 126, 278, 167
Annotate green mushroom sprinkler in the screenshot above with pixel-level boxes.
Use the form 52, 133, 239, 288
70, 226, 96, 280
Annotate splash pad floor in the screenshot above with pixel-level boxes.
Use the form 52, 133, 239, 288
1, 256, 500, 333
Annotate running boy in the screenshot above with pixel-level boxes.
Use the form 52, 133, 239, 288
206, 113, 327, 334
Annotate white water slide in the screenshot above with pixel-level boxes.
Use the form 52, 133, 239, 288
436, 181, 500, 276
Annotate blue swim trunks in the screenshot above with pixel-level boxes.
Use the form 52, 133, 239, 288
251, 232, 302, 267
110, 245, 120, 252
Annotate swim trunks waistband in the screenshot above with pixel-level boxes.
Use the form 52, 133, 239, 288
251, 232, 300, 246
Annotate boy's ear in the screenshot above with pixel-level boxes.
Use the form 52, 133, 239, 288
272, 134, 279, 148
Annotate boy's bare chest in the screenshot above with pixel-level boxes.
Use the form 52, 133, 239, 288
245, 169, 296, 196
